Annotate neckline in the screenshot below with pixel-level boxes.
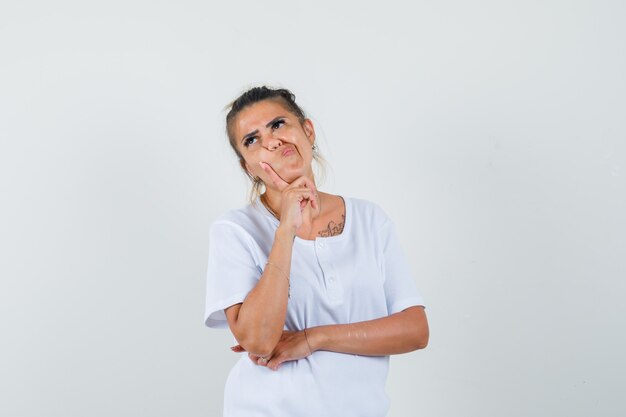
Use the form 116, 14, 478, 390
254, 195, 351, 245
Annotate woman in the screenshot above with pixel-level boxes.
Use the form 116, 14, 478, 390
205, 86, 429, 417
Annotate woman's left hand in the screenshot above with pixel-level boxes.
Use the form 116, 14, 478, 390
230, 330, 313, 371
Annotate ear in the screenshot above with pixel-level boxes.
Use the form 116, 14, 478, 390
302, 118, 316, 147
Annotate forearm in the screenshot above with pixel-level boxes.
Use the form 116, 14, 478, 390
307, 306, 428, 356
235, 227, 294, 355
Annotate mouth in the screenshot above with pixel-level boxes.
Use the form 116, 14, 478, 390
281, 147, 295, 157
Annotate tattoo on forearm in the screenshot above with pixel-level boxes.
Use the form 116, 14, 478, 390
318, 214, 345, 237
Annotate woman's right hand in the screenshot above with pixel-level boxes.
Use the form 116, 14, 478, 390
259, 162, 319, 234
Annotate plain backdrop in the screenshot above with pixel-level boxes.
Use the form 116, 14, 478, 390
1, 1, 625, 416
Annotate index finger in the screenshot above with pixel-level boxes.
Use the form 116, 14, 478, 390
259, 162, 290, 190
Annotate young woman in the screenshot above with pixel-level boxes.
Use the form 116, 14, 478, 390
205, 86, 429, 417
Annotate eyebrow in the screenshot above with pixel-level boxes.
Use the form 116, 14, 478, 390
241, 116, 286, 143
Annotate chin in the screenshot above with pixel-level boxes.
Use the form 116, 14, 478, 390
280, 166, 312, 183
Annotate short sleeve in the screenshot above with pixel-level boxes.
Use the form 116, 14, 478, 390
204, 221, 261, 329
380, 218, 426, 314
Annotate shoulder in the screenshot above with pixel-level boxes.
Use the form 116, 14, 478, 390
209, 200, 270, 240
345, 196, 392, 231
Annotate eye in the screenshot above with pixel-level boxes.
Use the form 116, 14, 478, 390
271, 119, 285, 129
243, 136, 257, 147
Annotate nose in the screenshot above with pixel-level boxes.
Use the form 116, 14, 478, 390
261, 132, 283, 151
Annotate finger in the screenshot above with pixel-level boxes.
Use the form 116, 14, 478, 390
293, 190, 314, 211
284, 177, 317, 208
297, 187, 317, 211
310, 190, 318, 210
289, 188, 312, 211
230, 345, 245, 352
267, 355, 285, 371
309, 194, 317, 210
285, 187, 313, 204
291, 177, 318, 210
290, 175, 316, 193
259, 162, 289, 190
249, 353, 270, 367
300, 198, 307, 211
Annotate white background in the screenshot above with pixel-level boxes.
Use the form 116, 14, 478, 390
1, 1, 625, 416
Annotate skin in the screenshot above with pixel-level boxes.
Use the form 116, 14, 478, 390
224, 99, 429, 371
234, 98, 324, 238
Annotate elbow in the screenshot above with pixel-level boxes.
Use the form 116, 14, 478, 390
226, 305, 282, 356
414, 330, 429, 350
238, 332, 280, 358
408, 318, 429, 352
406, 306, 429, 351
408, 329, 428, 351
245, 343, 275, 358
414, 316, 429, 350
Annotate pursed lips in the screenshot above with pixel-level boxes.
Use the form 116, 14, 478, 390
281, 147, 295, 157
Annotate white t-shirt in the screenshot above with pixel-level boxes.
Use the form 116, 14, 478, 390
205, 196, 425, 417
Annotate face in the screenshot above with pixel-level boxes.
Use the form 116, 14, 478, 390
232, 99, 316, 187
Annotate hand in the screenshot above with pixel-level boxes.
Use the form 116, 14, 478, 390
230, 330, 314, 371
259, 162, 319, 232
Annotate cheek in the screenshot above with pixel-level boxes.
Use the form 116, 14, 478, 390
299, 146, 313, 162
240, 155, 258, 176
250, 165, 264, 178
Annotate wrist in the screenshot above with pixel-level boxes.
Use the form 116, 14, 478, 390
305, 326, 328, 352
276, 225, 296, 242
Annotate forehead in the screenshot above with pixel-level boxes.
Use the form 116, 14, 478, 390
232, 99, 293, 138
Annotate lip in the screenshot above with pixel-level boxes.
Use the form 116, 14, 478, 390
281, 147, 295, 157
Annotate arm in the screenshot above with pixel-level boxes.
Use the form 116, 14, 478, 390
225, 168, 319, 358
236, 306, 428, 371
308, 305, 429, 356
225, 226, 294, 357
